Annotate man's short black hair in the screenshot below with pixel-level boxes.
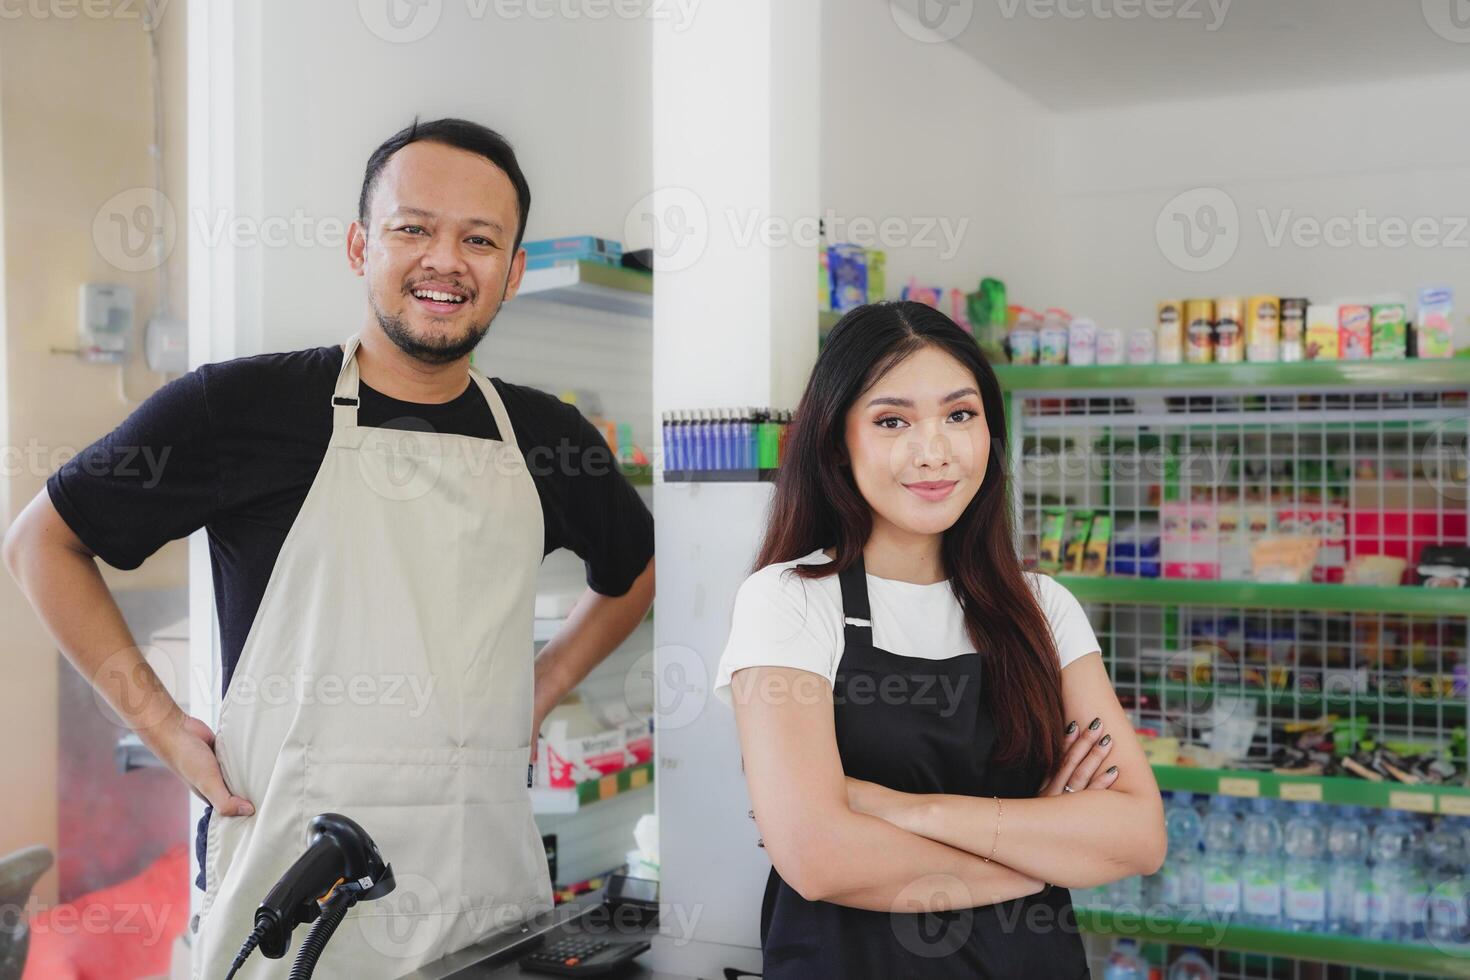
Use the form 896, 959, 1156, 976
359, 117, 532, 252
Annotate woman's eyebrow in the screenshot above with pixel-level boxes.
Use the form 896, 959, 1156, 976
866, 387, 979, 409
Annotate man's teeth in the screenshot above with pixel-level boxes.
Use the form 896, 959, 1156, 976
412, 289, 465, 303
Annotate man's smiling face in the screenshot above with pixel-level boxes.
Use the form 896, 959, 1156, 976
350, 139, 525, 365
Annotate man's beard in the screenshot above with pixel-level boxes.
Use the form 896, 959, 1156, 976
371, 291, 496, 365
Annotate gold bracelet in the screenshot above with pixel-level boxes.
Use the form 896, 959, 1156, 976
984, 795, 1002, 863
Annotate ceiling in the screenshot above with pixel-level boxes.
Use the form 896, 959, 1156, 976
890, 0, 1470, 110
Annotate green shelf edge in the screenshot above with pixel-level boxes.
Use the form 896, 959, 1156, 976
1139, 681, 1466, 724
573, 760, 655, 807
1053, 575, 1470, 617
575, 260, 652, 294
993, 360, 1470, 390
1151, 764, 1470, 815
1075, 907, 1470, 976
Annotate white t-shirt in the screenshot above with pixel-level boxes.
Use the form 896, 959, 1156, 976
714, 550, 1100, 706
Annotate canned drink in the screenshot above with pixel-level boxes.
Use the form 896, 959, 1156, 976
1185, 299, 1215, 364
1214, 297, 1244, 364
1280, 298, 1307, 362
1245, 295, 1280, 362
1157, 300, 1184, 364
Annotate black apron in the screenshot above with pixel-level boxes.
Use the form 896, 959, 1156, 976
758, 559, 1091, 979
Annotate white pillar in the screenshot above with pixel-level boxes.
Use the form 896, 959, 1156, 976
649, 2, 820, 974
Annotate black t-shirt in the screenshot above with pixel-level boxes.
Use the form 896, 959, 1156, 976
49, 345, 654, 694
48, 346, 655, 887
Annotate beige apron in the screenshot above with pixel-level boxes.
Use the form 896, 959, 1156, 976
193, 335, 553, 978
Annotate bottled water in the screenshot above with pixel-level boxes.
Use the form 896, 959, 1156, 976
1326, 806, 1370, 936
1155, 792, 1204, 914
1426, 816, 1469, 946
1240, 797, 1284, 926
1110, 872, 1144, 913
1166, 947, 1215, 980
1282, 801, 1327, 932
1368, 810, 1414, 940
1201, 795, 1241, 918
1103, 938, 1147, 980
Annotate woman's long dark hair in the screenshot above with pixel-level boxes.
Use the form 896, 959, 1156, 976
755, 301, 1064, 776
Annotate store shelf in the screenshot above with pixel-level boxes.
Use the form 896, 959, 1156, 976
621, 463, 654, 486
1141, 681, 1467, 724
994, 360, 1470, 391
517, 261, 651, 317
531, 761, 654, 816
1075, 906, 1470, 977
1054, 575, 1470, 617
1150, 764, 1470, 815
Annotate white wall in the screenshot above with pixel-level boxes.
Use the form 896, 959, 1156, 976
820, 3, 1060, 310
1051, 72, 1470, 341
225, 1, 653, 356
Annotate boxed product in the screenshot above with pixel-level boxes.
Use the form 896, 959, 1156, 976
1275, 507, 1346, 582
1080, 515, 1112, 576
536, 697, 629, 789
523, 235, 623, 270
1216, 502, 1252, 580
1371, 302, 1408, 359
1418, 545, 1470, 588
1109, 522, 1161, 578
1162, 501, 1219, 580
1305, 304, 1339, 360
1063, 510, 1095, 572
1250, 536, 1321, 583
1417, 286, 1455, 358
1338, 304, 1372, 360
865, 249, 886, 303
828, 244, 868, 313
1157, 300, 1183, 364
1037, 508, 1068, 573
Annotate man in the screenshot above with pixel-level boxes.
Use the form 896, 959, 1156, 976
3, 118, 655, 977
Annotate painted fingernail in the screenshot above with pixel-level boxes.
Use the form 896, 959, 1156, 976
1065, 720, 1078, 735
1088, 717, 1101, 731
1099, 734, 1112, 747
1106, 765, 1118, 775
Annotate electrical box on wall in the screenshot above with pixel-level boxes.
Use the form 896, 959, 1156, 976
78, 283, 134, 364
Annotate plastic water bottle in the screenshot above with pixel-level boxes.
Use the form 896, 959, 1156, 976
1103, 938, 1147, 980
1282, 801, 1327, 932
1368, 811, 1413, 940
1400, 813, 1431, 941
1327, 806, 1370, 936
1155, 792, 1204, 914
1426, 816, 1469, 945
1166, 947, 1215, 980
1240, 797, 1284, 927
1201, 795, 1241, 918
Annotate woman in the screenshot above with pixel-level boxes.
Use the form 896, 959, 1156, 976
714, 302, 1166, 979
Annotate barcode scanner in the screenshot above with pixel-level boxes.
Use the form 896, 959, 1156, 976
225, 812, 396, 979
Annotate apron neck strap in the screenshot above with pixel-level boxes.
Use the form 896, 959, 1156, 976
332, 334, 363, 429
837, 556, 874, 648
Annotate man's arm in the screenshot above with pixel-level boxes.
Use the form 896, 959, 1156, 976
532, 557, 655, 742
3, 490, 254, 816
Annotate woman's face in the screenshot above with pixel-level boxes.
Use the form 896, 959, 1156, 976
843, 344, 991, 540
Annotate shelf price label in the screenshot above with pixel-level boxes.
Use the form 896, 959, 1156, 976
1218, 776, 1260, 798
1280, 782, 1323, 803
1389, 791, 1435, 814
1440, 794, 1470, 817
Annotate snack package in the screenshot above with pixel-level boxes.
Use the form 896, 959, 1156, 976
1306, 304, 1339, 360
1370, 302, 1408, 359
1251, 535, 1321, 583
1064, 510, 1094, 573
1081, 515, 1112, 576
1037, 509, 1068, 573
828, 244, 868, 313
1416, 286, 1455, 358
1344, 555, 1408, 587
1339, 304, 1372, 360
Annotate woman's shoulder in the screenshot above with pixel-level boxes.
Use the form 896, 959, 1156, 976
736, 551, 843, 612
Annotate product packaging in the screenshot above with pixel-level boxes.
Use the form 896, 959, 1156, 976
537, 698, 630, 789
1245, 295, 1280, 362
1080, 515, 1112, 576
1038, 509, 1068, 573
1127, 327, 1157, 364
1338, 304, 1372, 360
828, 244, 868, 313
1157, 300, 1184, 364
1417, 286, 1455, 358
1068, 317, 1098, 366
1214, 296, 1245, 363
865, 249, 886, 303
1064, 510, 1094, 573
1305, 304, 1339, 360
1371, 302, 1408, 359
1280, 298, 1308, 361
1184, 299, 1215, 364
1095, 325, 1125, 365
